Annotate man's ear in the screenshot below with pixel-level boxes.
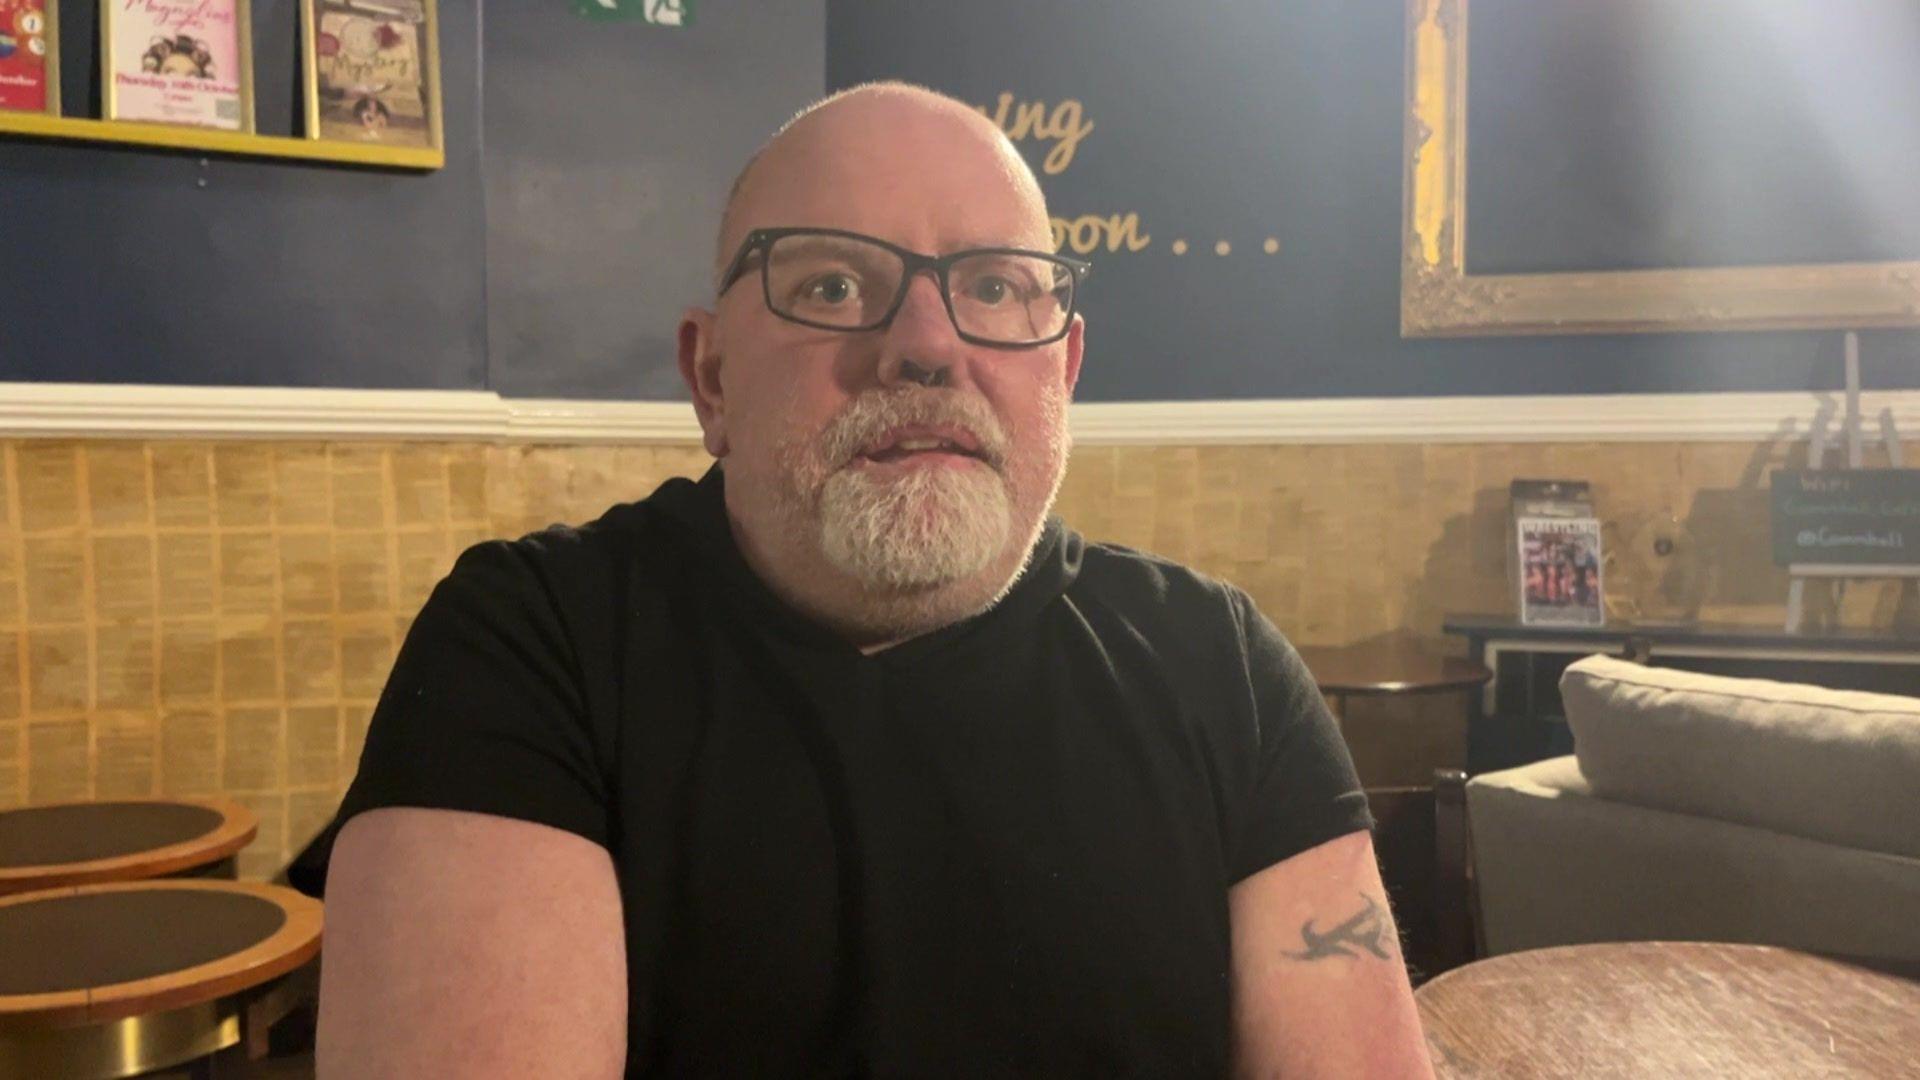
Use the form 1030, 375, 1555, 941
678, 307, 729, 458
1062, 313, 1086, 395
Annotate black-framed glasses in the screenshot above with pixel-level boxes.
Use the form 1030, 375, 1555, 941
717, 227, 1090, 349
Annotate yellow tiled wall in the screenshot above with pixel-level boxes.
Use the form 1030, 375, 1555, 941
3, 437, 1913, 876
0, 441, 709, 877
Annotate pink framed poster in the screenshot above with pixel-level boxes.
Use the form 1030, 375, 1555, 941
0, 0, 57, 114
102, 0, 254, 130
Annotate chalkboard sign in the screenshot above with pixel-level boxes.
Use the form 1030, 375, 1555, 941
1771, 470, 1920, 566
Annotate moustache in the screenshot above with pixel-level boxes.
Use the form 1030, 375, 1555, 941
817, 389, 1011, 472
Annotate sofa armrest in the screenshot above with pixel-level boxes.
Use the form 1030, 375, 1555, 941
1467, 756, 1920, 966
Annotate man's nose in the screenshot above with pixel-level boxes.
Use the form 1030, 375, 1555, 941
896, 358, 948, 388
877, 275, 967, 390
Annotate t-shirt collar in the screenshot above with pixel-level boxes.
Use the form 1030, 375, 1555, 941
659, 464, 1080, 665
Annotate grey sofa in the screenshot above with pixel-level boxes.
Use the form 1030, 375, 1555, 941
1463, 654, 1920, 969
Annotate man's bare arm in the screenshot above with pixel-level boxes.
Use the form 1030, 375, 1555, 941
316, 808, 627, 1079
1228, 829, 1435, 1079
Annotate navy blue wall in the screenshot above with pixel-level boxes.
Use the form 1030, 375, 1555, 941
0, 1, 823, 397
484, 3, 823, 399
3, 1, 1915, 402
829, 0, 1920, 403
0, 0, 487, 390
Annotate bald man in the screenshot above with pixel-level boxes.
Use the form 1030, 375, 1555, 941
317, 83, 1433, 1078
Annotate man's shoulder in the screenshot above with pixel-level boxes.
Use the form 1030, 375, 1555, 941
445, 482, 698, 605
1069, 538, 1251, 629
455, 500, 648, 575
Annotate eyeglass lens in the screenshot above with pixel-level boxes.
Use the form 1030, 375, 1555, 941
762, 233, 1074, 344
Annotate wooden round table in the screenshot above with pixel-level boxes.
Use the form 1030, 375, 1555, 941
0, 880, 323, 1079
1295, 642, 1492, 722
1417, 941, 1920, 1078
0, 798, 257, 898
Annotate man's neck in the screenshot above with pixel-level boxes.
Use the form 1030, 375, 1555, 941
722, 501, 1031, 652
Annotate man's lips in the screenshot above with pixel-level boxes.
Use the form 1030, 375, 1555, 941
856, 424, 991, 465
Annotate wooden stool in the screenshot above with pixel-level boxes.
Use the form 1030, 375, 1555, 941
1295, 642, 1492, 727
0, 880, 322, 1079
0, 799, 258, 898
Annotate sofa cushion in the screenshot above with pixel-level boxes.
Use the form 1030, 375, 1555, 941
1560, 654, 1920, 858
1468, 756, 1920, 962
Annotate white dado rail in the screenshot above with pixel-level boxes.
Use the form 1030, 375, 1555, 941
1, 382, 1917, 446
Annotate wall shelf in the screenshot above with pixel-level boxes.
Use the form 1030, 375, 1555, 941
0, 112, 444, 170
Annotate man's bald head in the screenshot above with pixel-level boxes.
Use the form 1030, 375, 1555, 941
713, 82, 1053, 287
679, 81, 1083, 648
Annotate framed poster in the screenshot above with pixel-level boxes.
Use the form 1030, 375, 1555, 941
101, 0, 253, 131
1517, 516, 1606, 628
302, 0, 443, 149
0, 0, 57, 114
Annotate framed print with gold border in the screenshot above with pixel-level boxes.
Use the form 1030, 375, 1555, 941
301, 0, 443, 150
1402, 0, 1920, 338
101, 0, 255, 132
0, 0, 59, 114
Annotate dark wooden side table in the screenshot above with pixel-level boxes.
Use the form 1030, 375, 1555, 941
1417, 941, 1920, 1078
1296, 643, 1494, 727
0, 880, 323, 1079
1297, 643, 1492, 980
0, 799, 258, 898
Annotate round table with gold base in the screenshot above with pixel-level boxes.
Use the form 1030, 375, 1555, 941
0, 880, 322, 1080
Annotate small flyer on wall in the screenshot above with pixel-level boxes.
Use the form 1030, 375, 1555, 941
104, 0, 251, 130
0, 0, 55, 113
1517, 516, 1606, 627
305, 0, 440, 148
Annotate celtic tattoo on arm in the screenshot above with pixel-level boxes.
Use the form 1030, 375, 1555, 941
1285, 893, 1392, 962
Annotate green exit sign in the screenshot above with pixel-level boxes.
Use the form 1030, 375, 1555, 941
572, 0, 693, 25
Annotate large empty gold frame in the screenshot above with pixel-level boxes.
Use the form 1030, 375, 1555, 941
1401, 0, 1920, 337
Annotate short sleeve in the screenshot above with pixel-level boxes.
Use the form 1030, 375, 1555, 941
1227, 593, 1374, 882
335, 539, 610, 849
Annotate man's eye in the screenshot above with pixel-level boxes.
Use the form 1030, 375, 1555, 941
964, 276, 1014, 304
802, 274, 861, 304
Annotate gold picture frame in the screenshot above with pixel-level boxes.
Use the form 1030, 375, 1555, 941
0, 0, 60, 115
100, 0, 255, 132
300, 0, 443, 151
1401, 0, 1920, 338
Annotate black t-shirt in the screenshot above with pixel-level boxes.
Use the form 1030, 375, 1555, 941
333, 467, 1372, 1077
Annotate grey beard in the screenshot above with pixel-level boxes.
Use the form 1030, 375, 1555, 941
759, 381, 1072, 641
817, 460, 1013, 590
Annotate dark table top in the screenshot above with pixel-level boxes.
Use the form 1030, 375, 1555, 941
0, 881, 322, 1028
1418, 941, 1920, 1079
0, 888, 286, 995
0, 802, 224, 868
1297, 643, 1492, 697
0, 798, 257, 897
